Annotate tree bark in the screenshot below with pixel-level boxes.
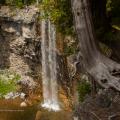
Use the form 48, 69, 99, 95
71, 0, 120, 91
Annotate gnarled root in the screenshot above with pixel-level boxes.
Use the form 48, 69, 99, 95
89, 55, 120, 91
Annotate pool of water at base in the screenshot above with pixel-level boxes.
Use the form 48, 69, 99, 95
0, 100, 72, 120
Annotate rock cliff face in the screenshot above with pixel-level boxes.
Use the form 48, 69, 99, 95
0, 6, 41, 80
0, 6, 75, 108
74, 89, 120, 120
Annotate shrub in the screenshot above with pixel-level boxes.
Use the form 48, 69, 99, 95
64, 46, 76, 56
77, 80, 91, 102
0, 70, 21, 98
4, 0, 36, 7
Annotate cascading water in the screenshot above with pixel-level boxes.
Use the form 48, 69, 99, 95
41, 19, 60, 111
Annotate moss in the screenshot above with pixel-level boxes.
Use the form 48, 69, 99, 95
64, 46, 76, 56
40, 0, 74, 36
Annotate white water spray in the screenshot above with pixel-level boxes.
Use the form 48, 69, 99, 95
41, 19, 60, 111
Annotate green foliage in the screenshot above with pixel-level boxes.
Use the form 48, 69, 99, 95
3, 0, 23, 7
104, 31, 114, 42
0, 70, 21, 98
77, 80, 91, 102
64, 45, 76, 56
13, 0, 23, 8
111, 0, 120, 18
2, 0, 36, 7
106, 0, 112, 12
106, 0, 120, 25
40, 0, 74, 35
55, 0, 73, 35
40, 0, 63, 21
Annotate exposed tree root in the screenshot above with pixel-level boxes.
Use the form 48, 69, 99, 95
108, 114, 120, 120
90, 111, 102, 120
88, 54, 120, 91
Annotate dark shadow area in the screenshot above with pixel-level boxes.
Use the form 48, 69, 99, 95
0, 27, 10, 69
21, 37, 42, 81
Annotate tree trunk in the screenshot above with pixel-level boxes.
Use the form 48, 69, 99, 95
71, 0, 120, 91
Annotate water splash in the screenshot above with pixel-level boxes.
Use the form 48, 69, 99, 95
41, 19, 60, 111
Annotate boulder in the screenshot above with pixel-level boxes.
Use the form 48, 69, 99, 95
20, 101, 27, 107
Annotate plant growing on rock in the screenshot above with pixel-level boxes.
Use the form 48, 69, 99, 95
77, 80, 91, 102
0, 70, 21, 98
4, 0, 36, 7
40, 0, 74, 35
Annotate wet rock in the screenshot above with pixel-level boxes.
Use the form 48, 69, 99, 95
17, 76, 37, 90
35, 111, 42, 120
4, 92, 20, 99
12, 93, 20, 99
4, 92, 14, 99
73, 117, 79, 120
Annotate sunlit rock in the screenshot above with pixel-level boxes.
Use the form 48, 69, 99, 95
4, 92, 20, 99
20, 101, 27, 107
22, 25, 35, 38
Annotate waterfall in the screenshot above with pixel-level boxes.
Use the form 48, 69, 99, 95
41, 19, 60, 111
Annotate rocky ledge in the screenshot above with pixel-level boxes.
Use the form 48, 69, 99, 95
0, 5, 39, 24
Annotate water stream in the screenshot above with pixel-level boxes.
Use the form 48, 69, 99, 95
41, 19, 60, 111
